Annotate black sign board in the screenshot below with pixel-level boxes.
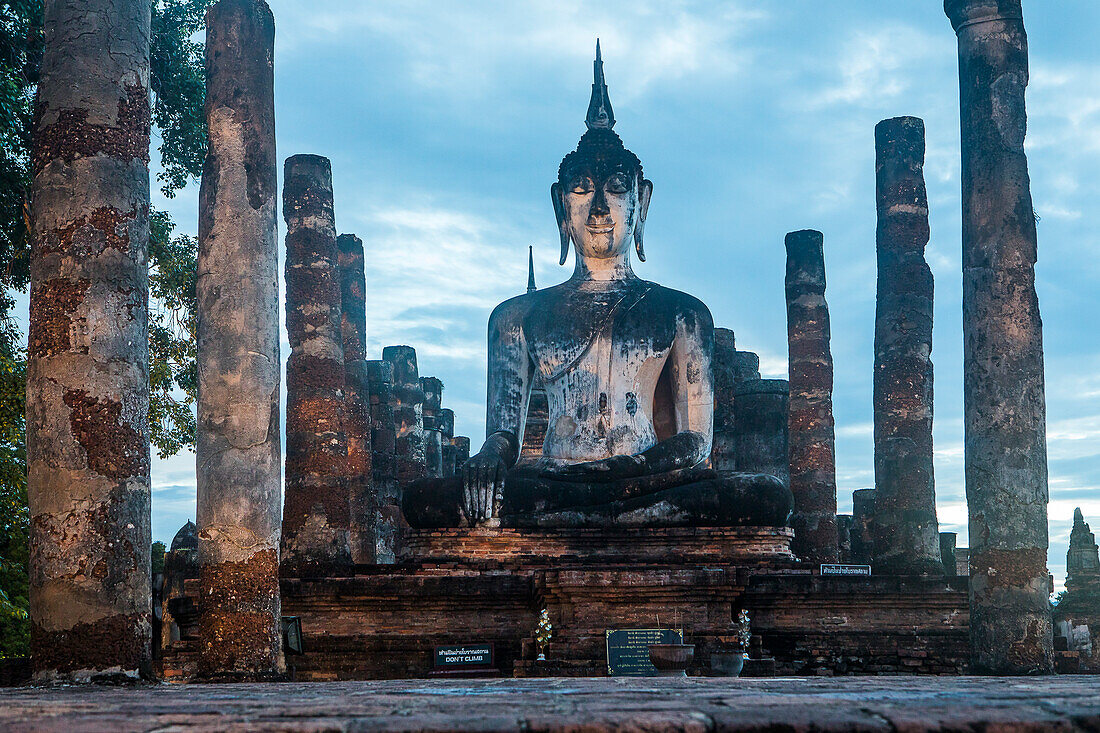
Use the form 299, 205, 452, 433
605, 628, 683, 677
281, 616, 304, 656
820, 563, 872, 577
434, 644, 494, 668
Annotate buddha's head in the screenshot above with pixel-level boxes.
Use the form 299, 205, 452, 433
553, 42, 653, 267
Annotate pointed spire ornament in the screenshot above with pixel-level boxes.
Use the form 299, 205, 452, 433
586, 39, 615, 131
527, 245, 537, 293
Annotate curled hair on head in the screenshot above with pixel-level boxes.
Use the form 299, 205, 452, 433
557, 128, 643, 186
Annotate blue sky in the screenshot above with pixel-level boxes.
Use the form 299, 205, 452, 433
102, 1, 1100, 587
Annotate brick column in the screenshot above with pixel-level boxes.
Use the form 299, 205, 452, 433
851, 488, 877, 566
195, 0, 283, 679
734, 379, 790, 487
946, 0, 1052, 674
711, 328, 741, 473
872, 116, 942, 576
27, 0, 152, 682
337, 233, 373, 565
367, 359, 399, 563
384, 345, 427, 486
785, 229, 838, 565
281, 155, 351, 576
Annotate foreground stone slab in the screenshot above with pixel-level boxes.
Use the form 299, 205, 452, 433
3, 677, 1100, 732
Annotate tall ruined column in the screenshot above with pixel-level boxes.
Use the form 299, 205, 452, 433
384, 345, 427, 486
338, 233, 373, 565
420, 377, 443, 430
711, 328, 742, 473
873, 116, 942, 577
367, 358, 399, 563
947, 0, 1053, 674
282, 155, 351, 576
195, 0, 282, 679
27, 0, 152, 681
785, 229, 838, 565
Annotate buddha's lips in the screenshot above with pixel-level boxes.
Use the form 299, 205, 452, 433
586, 224, 614, 233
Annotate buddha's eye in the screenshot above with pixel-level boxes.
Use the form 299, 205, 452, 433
606, 175, 630, 194
570, 179, 593, 195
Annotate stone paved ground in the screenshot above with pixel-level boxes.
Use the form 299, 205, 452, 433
2, 676, 1099, 732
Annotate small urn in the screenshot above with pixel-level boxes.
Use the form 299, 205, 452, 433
648, 643, 695, 676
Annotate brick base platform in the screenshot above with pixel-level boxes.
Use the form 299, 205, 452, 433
400, 526, 797, 565
744, 575, 970, 675
157, 526, 970, 680
3, 677, 1099, 732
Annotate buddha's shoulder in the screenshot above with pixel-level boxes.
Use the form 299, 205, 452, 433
487, 290, 542, 325
638, 281, 714, 324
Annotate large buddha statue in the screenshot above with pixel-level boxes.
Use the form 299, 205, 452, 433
403, 44, 792, 530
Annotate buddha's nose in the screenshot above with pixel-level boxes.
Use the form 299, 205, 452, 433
590, 187, 610, 217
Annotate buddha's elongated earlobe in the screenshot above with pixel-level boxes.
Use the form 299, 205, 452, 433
551, 182, 570, 265
634, 178, 653, 262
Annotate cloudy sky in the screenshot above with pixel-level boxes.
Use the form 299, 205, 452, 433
129, 0, 1100, 587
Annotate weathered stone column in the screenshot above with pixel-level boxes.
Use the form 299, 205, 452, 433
337, 233, 373, 565
384, 345, 427, 486
734, 379, 790, 486
195, 0, 282, 679
946, 0, 1052, 674
941, 532, 959, 578
851, 488, 877, 565
711, 328, 742, 473
282, 154, 351, 576
420, 376, 443, 431
27, 0, 152, 682
425, 429, 444, 478
367, 358, 399, 563
873, 116, 942, 577
837, 515, 853, 563
439, 408, 455, 441
785, 229, 838, 565
452, 436, 472, 469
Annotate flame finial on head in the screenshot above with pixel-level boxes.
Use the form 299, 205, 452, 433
586, 39, 615, 131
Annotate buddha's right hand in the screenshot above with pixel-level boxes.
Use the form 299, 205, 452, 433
460, 432, 516, 526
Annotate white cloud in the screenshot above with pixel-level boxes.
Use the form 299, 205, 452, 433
803, 25, 952, 110
272, 0, 766, 103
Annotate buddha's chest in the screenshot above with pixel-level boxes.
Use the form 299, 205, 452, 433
524, 287, 676, 410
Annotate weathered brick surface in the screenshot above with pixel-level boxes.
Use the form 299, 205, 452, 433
400, 527, 796, 566
743, 575, 969, 675
280, 572, 537, 680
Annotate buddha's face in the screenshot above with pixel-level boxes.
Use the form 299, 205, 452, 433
554, 162, 652, 262
562, 169, 636, 259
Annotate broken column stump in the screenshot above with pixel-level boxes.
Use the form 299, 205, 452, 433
281, 154, 352, 577
785, 229, 839, 565
851, 488, 877, 566
946, 0, 1053, 674
941, 532, 959, 579
735, 379, 790, 487
195, 0, 283, 680
338, 233, 373, 565
27, 0, 153, 682
711, 328, 743, 473
872, 116, 942, 577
